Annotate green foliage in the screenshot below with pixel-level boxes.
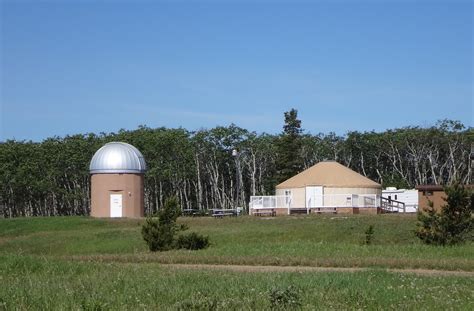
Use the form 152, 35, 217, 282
381, 173, 410, 189
365, 225, 375, 245
141, 217, 173, 252
275, 108, 304, 183
269, 285, 302, 310
175, 293, 245, 310
176, 232, 210, 250
157, 196, 182, 226
1, 215, 473, 270
80, 299, 107, 311
416, 184, 473, 246
141, 197, 183, 251
2, 253, 474, 310
141, 197, 209, 252
175, 295, 219, 310
282, 109, 302, 136
1, 120, 472, 217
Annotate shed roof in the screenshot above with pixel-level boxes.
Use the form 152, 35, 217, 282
415, 185, 444, 191
415, 184, 474, 191
276, 161, 381, 189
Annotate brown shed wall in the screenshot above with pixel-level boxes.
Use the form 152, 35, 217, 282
90, 173, 144, 218
418, 190, 446, 212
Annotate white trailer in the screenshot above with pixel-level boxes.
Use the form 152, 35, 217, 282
382, 188, 418, 213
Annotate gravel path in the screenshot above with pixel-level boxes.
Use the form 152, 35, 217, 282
164, 263, 474, 277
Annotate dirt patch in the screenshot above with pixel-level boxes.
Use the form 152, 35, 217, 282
164, 263, 474, 277
64, 254, 474, 273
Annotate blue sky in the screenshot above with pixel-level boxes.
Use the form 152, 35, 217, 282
1, 0, 472, 141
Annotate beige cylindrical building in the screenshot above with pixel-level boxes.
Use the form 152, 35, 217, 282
89, 142, 147, 218
274, 161, 382, 215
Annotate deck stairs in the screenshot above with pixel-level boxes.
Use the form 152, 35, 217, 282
380, 197, 406, 213
289, 208, 309, 215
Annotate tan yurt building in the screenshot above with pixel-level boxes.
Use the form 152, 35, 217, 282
89, 142, 146, 218
274, 161, 382, 214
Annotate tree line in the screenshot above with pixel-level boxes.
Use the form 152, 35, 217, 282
0, 112, 472, 218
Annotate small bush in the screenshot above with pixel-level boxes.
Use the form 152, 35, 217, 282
176, 232, 210, 250
269, 285, 302, 310
364, 225, 374, 245
416, 183, 473, 246
141, 218, 174, 251
142, 196, 210, 252
141, 197, 182, 251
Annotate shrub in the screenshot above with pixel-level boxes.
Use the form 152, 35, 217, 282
141, 197, 183, 251
142, 196, 210, 252
364, 225, 374, 245
416, 183, 473, 245
141, 218, 174, 251
269, 285, 302, 310
176, 232, 210, 250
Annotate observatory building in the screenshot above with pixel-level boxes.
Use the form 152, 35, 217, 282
89, 142, 146, 218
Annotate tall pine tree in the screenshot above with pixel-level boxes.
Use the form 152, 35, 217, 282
275, 109, 303, 183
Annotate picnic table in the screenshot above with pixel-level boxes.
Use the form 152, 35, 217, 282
211, 209, 239, 218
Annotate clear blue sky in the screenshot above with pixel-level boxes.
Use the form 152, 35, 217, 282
1, 0, 472, 141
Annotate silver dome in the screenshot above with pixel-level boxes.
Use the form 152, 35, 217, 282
90, 142, 147, 174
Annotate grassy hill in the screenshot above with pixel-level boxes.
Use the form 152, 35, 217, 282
1, 215, 473, 309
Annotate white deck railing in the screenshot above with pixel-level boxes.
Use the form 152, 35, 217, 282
381, 197, 406, 213
249, 195, 291, 212
249, 194, 383, 215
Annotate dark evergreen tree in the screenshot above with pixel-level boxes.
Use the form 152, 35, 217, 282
415, 183, 473, 245
141, 196, 185, 251
275, 109, 304, 183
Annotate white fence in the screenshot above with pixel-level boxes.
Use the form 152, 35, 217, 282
249, 195, 291, 210
249, 194, 383, 215
308, 194, 381, 208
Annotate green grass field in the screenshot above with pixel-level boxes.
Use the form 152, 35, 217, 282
1, 215, 473, 310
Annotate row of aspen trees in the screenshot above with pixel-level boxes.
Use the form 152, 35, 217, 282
0, 118, 472, 217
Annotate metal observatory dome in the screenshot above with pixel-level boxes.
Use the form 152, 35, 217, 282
90, 142, 146, 174
89, 142, 146, 218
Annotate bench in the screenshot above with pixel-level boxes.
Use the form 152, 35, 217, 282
211, 209, 238, 218
212, 212, 236, 218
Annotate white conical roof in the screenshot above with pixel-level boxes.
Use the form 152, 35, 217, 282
276, 161, 381, 189
89, 142, 146, 174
